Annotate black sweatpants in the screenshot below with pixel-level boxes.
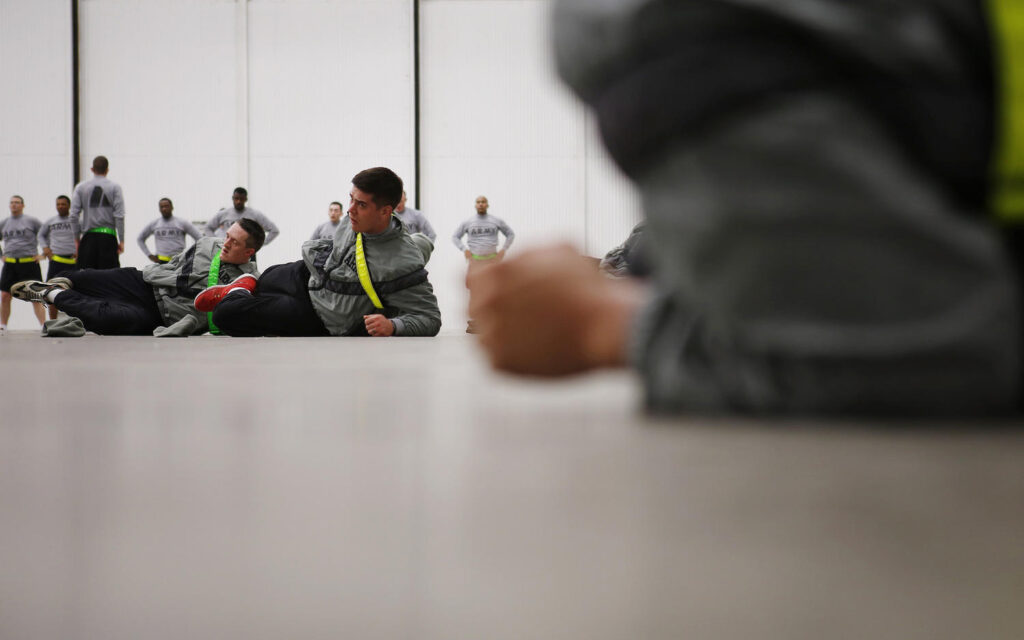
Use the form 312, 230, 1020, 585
55, 268, 162, 335
77, 232, 120, 270
212, 260, 329, 337
46, 257, 78, 280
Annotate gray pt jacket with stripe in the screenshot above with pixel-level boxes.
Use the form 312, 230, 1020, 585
553, 0, 1020, 415
143, 236, 261, 333
302, 216, 441, 337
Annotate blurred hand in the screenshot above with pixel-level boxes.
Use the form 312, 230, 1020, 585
118, 242, 125, 254
364, 314, 395, 337
464, 249, 473, 260
467, 244, 643, 377
149, 254, 161, 264
42, 248, 53, 259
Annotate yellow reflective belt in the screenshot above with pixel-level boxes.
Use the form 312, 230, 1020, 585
157, 255, 173, 262
355, 233, 384, 309
51, 255, 76, 264
471, 253, 499, 261
990, 0, 1024, 222
3, 256, 36, 263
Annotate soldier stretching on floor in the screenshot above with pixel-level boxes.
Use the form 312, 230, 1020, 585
194, 167, 441, 338
12, 220, 263, 336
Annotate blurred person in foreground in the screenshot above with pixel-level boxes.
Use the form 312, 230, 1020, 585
469, 0, 1024, 416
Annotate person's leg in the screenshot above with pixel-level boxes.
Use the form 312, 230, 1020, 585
1, 262, 17, 328
21, 262, 46, 326
212, 261, 329, 337
0, 292, 10, 328
77, 233, 119, 270
54, 268, 161, 335
46, 260, 77, 320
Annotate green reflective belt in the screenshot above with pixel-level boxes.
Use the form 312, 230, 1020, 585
51, 254, 76, 264
207, 250, 222, 334
471, 252, 499, 261
355, 233, 384, 309
3, 256, 36, 263
88, 226, 117, 236
991, 0, 1024, 222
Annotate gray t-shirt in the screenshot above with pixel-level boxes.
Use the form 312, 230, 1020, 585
310, 218, 344, 241
204, 206, 280, 244
138, 216, 203, 258
38, 215, 78, 256
71, 174, 125, 240
394, 206, 436, 241
0, 214, 43, 258
452, 213, 515, 256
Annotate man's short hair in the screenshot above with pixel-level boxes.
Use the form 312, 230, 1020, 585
159, 197, 173, 207
11, 195, 23, 204
330, 201, 343, 208
238, 217, 265, 251
92, 156, 109, 173
233, 187, 248, 198
351, 167, 403, 209
56, 195, 70, 204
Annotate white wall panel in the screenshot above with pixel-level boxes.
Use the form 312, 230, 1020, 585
584, 116, 643, 257
4, 0, 640, 333
0, 0, 72, 329
247, 0, 414, 268
421, 0, 587, 330
79, 0, 240, 275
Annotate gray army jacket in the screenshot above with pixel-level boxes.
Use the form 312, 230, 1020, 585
142, 236, 260, 333
302, 217, 441, 336
553, 0, 1019, 415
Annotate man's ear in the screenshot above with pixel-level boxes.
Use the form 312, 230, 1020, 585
381, 205, 394, 218
245, 248, 256, 259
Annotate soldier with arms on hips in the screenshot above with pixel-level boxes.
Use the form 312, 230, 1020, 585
205, 187, 279, 245
37, 194, 79, 320
137, 197, 202, 263
0, 195, 45, 331
452, 195, 514, 333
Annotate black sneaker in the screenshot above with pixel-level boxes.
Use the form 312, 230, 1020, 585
10, 280, 70, 304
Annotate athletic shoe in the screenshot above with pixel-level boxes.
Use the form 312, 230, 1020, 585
46, 276, 73, 289
10, 279, 71, 304
194, 274, 258, 312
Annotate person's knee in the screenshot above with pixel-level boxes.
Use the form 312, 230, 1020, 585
211, 300, 241, 329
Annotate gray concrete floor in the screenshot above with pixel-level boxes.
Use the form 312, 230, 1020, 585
0, 331, 1022, 639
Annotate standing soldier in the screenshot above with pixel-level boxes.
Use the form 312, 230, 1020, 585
137, 198, 202, 263
394, 191, 436, 242
452, 195, 515, 333
70, 155, 125, 269
38, 195, 79, 320
1, 195, 45, 331
205, 187, 279, 245
310, 201, 345, 240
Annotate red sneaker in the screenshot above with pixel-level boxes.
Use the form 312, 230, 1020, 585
193, 274, 258, 312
